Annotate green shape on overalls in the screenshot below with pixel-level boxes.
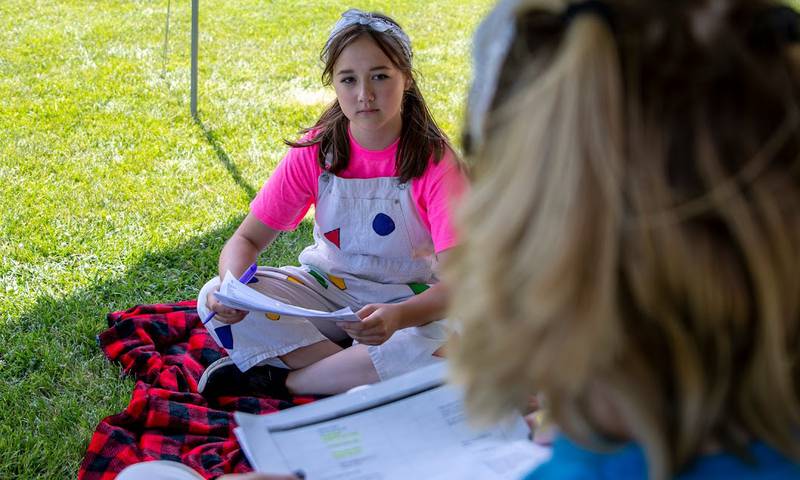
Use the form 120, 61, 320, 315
308, 270, 329, 289
408, 282, 430, 295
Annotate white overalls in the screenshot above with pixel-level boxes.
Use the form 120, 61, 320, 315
198, 170, 449, 380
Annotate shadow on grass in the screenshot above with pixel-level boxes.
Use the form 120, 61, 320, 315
195, 116, 257, 199
0, 112, 299, 477
0, 215, 314, 478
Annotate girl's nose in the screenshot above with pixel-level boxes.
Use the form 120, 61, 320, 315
358, 83, 375, 103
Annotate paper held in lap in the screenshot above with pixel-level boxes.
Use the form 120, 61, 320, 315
234, 363, 551, 479
214, 271, 361, 322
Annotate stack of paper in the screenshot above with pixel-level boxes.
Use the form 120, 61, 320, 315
234, 363, 551, 479
214, 271, 361, 323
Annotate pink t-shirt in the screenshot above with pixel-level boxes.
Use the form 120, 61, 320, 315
250, 130, 468, 253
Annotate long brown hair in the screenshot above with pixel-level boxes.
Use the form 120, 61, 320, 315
287, 12, 451, 183
449, 1, 800, 479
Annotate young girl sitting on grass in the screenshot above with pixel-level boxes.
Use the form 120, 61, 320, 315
450, 0, 800, 479
197, 9, 467, 398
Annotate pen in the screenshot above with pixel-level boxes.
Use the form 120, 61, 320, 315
202, 263, 259, 325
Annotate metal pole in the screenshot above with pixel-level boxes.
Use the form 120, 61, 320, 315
161, 0, 171, 78
190, 0, 199, 119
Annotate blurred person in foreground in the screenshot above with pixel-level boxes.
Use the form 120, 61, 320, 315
448, 0, 800, 479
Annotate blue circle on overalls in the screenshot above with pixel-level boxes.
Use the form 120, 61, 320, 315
372, 213, 396, 236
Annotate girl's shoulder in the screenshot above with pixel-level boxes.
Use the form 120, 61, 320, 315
281, 132, 323, 175
420, 145, 467, 181
301, 128, 322, 142
286, 130, 322, 155
440, 145, 463, 167
411, 146, 469, 210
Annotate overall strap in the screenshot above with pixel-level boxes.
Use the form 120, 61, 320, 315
320, 149, 334, 182
323, 149, 334, 170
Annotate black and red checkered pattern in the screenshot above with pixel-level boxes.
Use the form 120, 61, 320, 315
79, 301, 314, 479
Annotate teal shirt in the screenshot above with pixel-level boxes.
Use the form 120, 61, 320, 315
524, 436, 800, 480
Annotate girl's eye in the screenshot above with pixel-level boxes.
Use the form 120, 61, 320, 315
340, 77, 355, 85
373, 73, 389, 80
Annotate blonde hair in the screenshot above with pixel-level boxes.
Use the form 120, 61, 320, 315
448, 1, 800, 478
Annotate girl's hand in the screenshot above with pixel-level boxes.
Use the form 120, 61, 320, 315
523, 395, 541, 431
339, 303, 402, 345
523, 394, 556, 445
206, 285, 248, 324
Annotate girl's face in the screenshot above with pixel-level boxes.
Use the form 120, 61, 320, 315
332, 35, 410, 146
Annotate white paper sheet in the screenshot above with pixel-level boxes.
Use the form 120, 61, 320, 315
234, 364, 551, 479
214, 271, 361, 322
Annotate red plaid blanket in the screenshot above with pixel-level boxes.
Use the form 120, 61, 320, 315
79, 301, 311, 479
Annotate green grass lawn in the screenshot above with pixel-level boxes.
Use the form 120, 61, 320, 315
0, 0, 490, 476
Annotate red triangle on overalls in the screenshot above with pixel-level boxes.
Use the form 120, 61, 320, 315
324, 228, 341, 248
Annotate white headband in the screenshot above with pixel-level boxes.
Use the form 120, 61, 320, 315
467, 0, 519, 151
325, 9, 413, 63
467, 0, 617, 151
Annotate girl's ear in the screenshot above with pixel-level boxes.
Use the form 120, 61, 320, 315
404, 74, 412, 91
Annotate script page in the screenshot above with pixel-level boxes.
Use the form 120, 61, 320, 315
215, 271, 360, 322
238, 383, 550, 479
